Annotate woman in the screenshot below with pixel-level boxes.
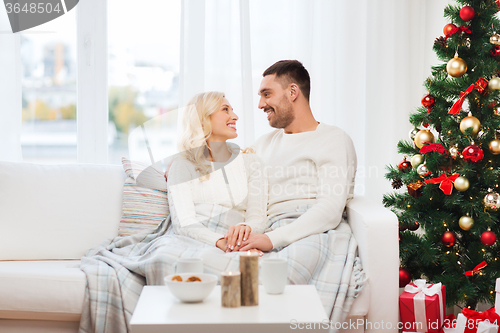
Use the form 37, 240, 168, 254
167, 91, 268, 252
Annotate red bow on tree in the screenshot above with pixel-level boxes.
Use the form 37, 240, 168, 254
448, 84, 475, 115
424, 173, 459, 195
420, 143, 448, 155
445, 25, 472, 41
464, 261, 487, 277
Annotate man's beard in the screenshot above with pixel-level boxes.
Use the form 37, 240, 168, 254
268, 95, 294, 129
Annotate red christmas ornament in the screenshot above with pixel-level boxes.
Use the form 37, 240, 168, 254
398, 159, 412, 173
441, 231, 456, 247
399, 221, 407, 232
491, 46, 500, 57
399, 268, 411, 288
475, 77, 489, 94
481, 231, 497, 247
460, 6, 475, 21
408, 221, 420, 231
443, 23, 457, 36
462, 145, 484, 163
421, 94, 436, 109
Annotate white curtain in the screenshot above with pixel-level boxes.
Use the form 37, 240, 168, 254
179, 0, 452, 202
0, 6, 22, 162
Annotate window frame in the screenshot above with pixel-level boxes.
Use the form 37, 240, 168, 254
76, 0, 109, 163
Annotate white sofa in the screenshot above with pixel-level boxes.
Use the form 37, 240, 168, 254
0, 161, 399, 333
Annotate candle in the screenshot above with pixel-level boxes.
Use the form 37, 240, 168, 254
240, 251, 259, 306
221, 271, 241, 308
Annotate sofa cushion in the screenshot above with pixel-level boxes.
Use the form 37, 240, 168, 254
121, 157, 167, 192
0, 162, 125, 260
118, 158, 169, 236
0, 260, 85, 321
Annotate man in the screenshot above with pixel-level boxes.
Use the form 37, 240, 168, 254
239, 60, 357, 251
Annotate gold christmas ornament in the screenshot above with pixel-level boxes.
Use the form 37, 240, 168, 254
491, 33, 500, 45
414, 129, 435, 149
489, 77, 500, 90
449, 145, 459, 158
446, 54, 467, 78
454, 176, 469, 191
459, 114, 481, 136
411, 154, 424, 168
489, 139, 500, 155
459, 216, 474, 231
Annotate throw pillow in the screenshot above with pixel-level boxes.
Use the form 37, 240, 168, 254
118, 158, 169, 236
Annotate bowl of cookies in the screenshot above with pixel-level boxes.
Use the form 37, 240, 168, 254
164, 273, 218, 303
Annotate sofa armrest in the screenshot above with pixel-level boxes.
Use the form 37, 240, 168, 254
346, 197, 399, 333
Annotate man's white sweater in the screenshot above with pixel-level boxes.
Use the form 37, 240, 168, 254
252, 123, 357, 249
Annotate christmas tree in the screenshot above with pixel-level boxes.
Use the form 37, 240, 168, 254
384, 0, 500, 309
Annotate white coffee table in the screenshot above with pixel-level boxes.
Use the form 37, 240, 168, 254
130, 285, 329, 333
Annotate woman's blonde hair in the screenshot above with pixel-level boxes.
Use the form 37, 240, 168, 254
177, 91, 255, 181
177, 92, 225, 180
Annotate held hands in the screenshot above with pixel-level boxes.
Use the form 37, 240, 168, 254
216, 237, 263, 257
217, 225, 271, 255
240, 233, 273, 252
216, 238, 227, 251
225, 224, 252, 251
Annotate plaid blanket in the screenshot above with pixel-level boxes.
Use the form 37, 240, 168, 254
79, 205, 365, 333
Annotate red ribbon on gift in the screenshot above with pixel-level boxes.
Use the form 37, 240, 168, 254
445, 25, 472, 41
439, 314, 456, 333
424, 173, 459, 195
464, 261, 487, 277
448, 84, 475, 115
420, 143, 448, 155
461, 307, 500, 333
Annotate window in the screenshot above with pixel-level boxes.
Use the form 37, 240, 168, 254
107, 0, 181, 164
20, 8, 77, 164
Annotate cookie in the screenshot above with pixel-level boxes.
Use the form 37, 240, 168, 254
186, 276, 202, 282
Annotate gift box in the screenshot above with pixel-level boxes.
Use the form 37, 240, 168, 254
477, 320, 499, 333
455, 308, 500, 333
399, 279, 446, 333
495, 278, 500, 315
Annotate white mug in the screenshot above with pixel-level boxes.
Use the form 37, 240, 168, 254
175, 258, 203, 274
261, 258, 288, 294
